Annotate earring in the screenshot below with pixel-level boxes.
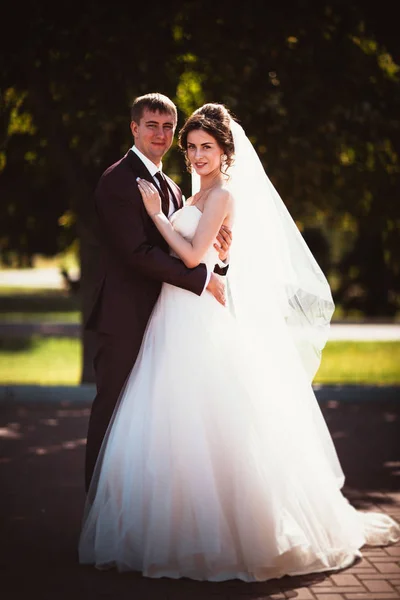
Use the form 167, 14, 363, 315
221, 154, 227, 163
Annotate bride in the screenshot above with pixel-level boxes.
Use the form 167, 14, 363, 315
78, 103, 399, 582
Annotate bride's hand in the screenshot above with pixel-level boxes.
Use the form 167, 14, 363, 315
136, 178, 162, 217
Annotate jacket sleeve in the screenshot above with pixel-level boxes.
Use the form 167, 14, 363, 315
214, 264, 229, 276
96, 177, 207, 296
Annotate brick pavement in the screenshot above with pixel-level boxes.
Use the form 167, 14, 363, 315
1, 396, 399, 600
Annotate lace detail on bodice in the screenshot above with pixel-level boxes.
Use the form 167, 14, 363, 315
169, 205, 219, 271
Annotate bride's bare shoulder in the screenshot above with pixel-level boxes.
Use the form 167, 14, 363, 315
185, 195, 195, 206
208, 186, 234, 209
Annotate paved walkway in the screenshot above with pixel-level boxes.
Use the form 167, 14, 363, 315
1, 390, 399, 599
0, 267, 79, 288
329, 323, 400, 341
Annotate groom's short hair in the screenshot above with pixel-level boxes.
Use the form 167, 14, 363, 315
131, 93, 177, 124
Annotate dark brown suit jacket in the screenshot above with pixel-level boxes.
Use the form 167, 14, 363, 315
85, 149, 210, 342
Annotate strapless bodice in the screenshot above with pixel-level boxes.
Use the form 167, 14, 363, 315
170, 205, 219, 271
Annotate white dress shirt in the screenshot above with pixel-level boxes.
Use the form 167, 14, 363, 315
131, 145, 211, 291
131, 145, 175, 216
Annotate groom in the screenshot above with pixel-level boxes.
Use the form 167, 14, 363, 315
84, 93, 232, 491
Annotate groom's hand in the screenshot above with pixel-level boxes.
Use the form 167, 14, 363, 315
207, 272, 226, 306
214, 225, 232, 263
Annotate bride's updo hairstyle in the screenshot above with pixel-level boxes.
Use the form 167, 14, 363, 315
178, 103, 235, 175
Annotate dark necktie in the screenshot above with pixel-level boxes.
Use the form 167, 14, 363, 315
154, 171, 170, 216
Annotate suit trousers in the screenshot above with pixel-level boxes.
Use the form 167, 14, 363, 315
84, 331, 142, 492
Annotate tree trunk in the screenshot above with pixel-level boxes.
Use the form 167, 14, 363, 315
359, 219, 393, 317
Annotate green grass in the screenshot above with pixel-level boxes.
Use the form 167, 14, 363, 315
0, 337, 399, 386
0, 337, 81, 385
314, 341, 400, 385
0, 286, 72, 297
0, 312, 81, 323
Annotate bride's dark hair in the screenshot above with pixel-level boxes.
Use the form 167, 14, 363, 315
178, 103, 235, 174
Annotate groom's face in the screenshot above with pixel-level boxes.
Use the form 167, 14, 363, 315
131, 108, 177, 166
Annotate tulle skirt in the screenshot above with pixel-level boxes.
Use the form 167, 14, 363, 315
79, 283, 400, 581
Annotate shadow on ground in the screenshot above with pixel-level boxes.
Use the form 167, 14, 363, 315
0, 398, 399, 599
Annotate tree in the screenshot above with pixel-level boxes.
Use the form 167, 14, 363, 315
174, 1, 400, 315
1, 1, 188, 381
1, 0, 399, 382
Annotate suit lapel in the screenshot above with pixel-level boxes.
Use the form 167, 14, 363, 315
126, 149, 155, 183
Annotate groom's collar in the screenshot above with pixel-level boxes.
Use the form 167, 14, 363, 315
131, 145, 163, 178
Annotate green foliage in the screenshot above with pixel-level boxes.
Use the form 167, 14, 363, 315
0, 1, 399, 316
174, 2, 400, 316
176, 69, 205, 117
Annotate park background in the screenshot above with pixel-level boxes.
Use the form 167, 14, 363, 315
0, 0, 399, 388
1, 4, 400, 598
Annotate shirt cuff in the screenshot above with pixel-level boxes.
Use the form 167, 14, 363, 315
217, 257, 229, 268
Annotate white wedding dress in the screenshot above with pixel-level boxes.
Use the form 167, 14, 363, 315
79, 205, 399, 582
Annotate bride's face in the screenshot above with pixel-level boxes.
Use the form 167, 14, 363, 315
187, 129, 224, 176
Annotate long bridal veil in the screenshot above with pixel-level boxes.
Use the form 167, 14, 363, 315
192, 115, 345, 486
193, 118, 335, 383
